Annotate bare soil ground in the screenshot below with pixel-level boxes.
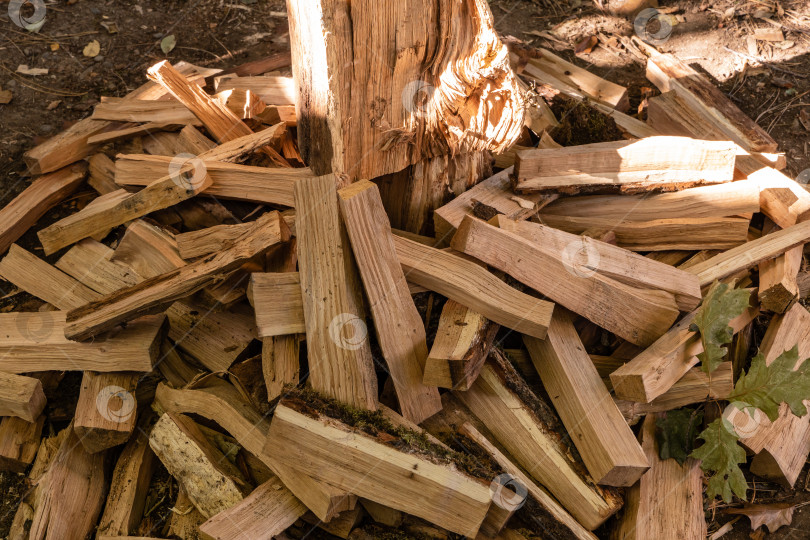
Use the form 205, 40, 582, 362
1, 0, 809, 538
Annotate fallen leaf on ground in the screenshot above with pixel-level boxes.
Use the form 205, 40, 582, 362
160, 35, 176, 54
725, 502, 796, 532
83, 40, 101, 57
49, 43, 59, 51
800, 109, 810, 131
0, 89, 12, 104
574, 35, 597, 55
101, 21, 118, 34
16, 65, 48, 76
47, 100, 61, 111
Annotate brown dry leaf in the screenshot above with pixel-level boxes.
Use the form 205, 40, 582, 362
49, 43, 59, 51
0, 89, 12, 104
83, 40, 101, 58
725, 503, 796, 533
46, 100, 61, 111
799, 108, 810, 131
574, 35, 597, 55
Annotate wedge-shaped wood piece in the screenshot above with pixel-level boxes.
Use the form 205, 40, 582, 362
65, 211, 289, 340
0, 312, 165, 373
432, 167, 556, 241
199, 478, 307, 540
96, 425, 157, 538
424, 300, 498, 390
394, 235, 552, 339
214, 75, 296, 105
612, 414, 706, 540
28, 426, 107, 540
295, 175, 377, 410
537, 214, 750, 252
758, 224, 802, 314
0, 164, 86, 255
264, 400, 493, 537
166, 300, 256, 372
111, 220, 186, 278
0, 244, 100, 309
612, 362, 734, 424
497, 216, 702, 312
56, 239, 141, 295
611, 304, 759, 403
520, 48, 629, 111
149, 412, 250, 519
338, 180, 441, 423
0, 373, 46, 422
737, 303, 810, 487
540, 180, 761, 222
74, 371, 139, 453
87, 153, 118, 194
248, 272, 305, 337
749, 168, 810, 229
262, 337, 300, 402
115, 154, 308, 206
685, 220, 810, 287
514, 137, 736, 193
452, 216, 678, 346
645, 51, 778, 153
38, 165, 213, 255
524, 310, 649, 486
0, 415, 45, 473
454, 352, 622, 529
458, 421, 597, 540
288, 0, 523, 178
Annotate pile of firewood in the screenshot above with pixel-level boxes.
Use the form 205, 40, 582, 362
1, 2, 810, 540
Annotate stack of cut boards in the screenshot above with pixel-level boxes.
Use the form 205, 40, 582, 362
0, 38, 808, 540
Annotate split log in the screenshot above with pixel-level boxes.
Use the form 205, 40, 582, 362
750, 168, 810, 229
0, 415, 45, 473
497, 215, 702, 311
28, 426, 107, 540
517, 48, 629, 111
264, 399, 493, 537
74, 371, 139, 453
361, 500, 403, 528
176, 222, 253, 259
645, 51, 778, 153
0, 372, 46, 422
87, 153, 118, 194
0, 244, 100, 309
111, 220, 185, 279
115, 154, 308, 206
433, 167, 557, 241
424, 300, 499, 390
64, 211, 289, 340
454, 352, 623, 529
198, 478, 307, 540
38, 163, 213, 255
92, 98, 201, 124
0, 312, 165, 373
758, 220, 802, 313
294, 175, 377, 410
214, 75, 296, 105
451, 216, 679, 346
56, 239, 141, 294
611, 415, 706, 540
166, 300, 256, 372
611, 303, 759, 403
513, 137, 736, 193
303, 506, 365, 539
86, 121, 184, 146
338, 180, 441, 423
524, 309, 649, 487
737, 303, 810, 487
685, 219, 810, 287
539, 179, 761, 222
95, 424, 157, 538
248, 273, 306, 337
536, 214, 750, 252
287, 0, 524, 178
394, 235, 553, 338
149, 412, 250, 518
0, 164, 87, 255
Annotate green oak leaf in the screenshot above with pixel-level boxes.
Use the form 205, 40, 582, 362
690, 418, 748, 503
690, 281, 751, 375
730, 346, 810, 421
656, 408, 704, 465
